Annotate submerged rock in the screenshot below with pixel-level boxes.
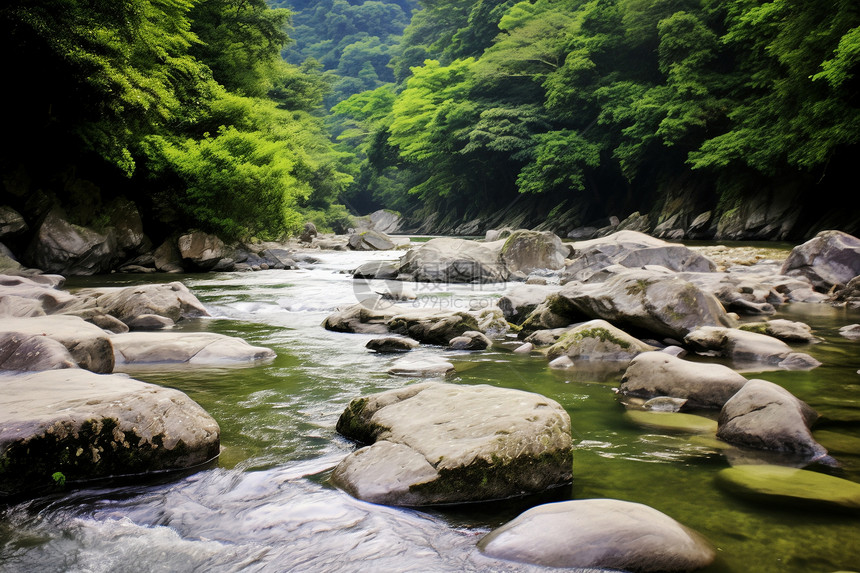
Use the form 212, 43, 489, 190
386, 355, 454, 377
624, 410, 719, 434
478, 498, 715, 571
111, 332, 276, 368
684, 326, 819, 369
0, 369, 220, 497
716, 465, 860, 513
332, 382, 572, 505
619, 352, 748, 409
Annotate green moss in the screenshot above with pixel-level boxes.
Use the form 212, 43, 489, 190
625, 279, 652, 296
548, 326, 634, 359
739, 322, 769, 335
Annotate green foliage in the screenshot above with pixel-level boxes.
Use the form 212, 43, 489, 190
516, 130, 602, 194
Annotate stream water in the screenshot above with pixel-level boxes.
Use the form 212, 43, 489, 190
1, 243, 859, 572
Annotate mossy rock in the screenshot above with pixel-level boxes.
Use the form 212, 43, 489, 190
624, 410, 718, 434
716, 465, 860, 513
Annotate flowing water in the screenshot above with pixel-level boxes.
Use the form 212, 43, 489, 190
1, 244, 859, 572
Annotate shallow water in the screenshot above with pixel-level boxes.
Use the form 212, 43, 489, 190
2, 245, 859, 573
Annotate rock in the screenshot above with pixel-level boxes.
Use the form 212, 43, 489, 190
259, 248, 297, 269
348, 229, 396, 251
23, 209, 117, 275
125, 314, 175, 330
332, 382, 572, 505
88, 282, 210, 324
0, 369, 220, 497
777, 352, 822, 370
485, 228, 513, 242
563, 230, 715, 282
624, 410, 718, 433
477, 499, 715, 571
830, 275, 860, 309
524, 328, 573, 346
0, 244, 22, 271
0, 273, 77, 315
353, 260, 399, 280
644, 396, 689, 412
619, 353, 748, 409
396, 238, 508, 283
717, 379, 827, 459
153, 239, 184, 273
0, 332, 77, 371
387, 355, 455, 377
388, 311, 481, 345
0, 315, 114, 373
106, 198, 146, 256
448, 330, 492, 350
496, 284, 557, 324
662, 345, 688, 358
177, 231, 226, 271
548, 355, 574, 369
87, 313, 129, 334
0, 206, 28, 238
781, 230, 860, 291
366, 337, 419, 353
518, 293, 584, 335
684, 326, 818, 368
299, 221, 318, 243
111, 331, 275, 367
499, 230, 567, 274
513, 342, 534, 354
687, 211, 714, 239
368, 209, 401, 234
716, 465, 860, 513
556, 269, 735, 340
839, 324, 860, 340
738, 319, 817, 343
545, 319, 655, 362
322, 303, 396, 335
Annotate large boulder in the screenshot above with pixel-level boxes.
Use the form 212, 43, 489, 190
396, 238, 508, 283
619, 352, 748, 409
348, 229, 396, 251
0, 369, 220, 497
331, 382, 572, 505
717, 379, 827, 459
0, 332, 77, 371
684, 326, 820, 369
497, 284, 558, 325
477, 499, 715, 571
106, 198, 146, 256
177, 231, 226, 271
0, 315, 114, 373
111, 332, 276, 368
368, 209, 402, 234
781, 230, 860, 291
153, 239, 184, 273
23, 209, 117, 275
0, 206, 28, 239
545, 319, 655, 362
387, 310, 482, 345
499, 230, 567, 274
738, 319, 817, 343
562, 231, 715, 283
0, 273, 76, 316
85, 282, 210, 325
555, 269, 735, 340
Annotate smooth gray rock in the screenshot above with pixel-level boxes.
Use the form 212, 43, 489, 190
111, 331, 276, 368
545, 319, 654, 362
332, 382, 572, 505
497, 284, 557, 324
0, 315, 114, 373
619, 352, 748, 409
839, 324, 860, 340
106, 198, 146, 256
684, 326, 818, 369
348, 229, 396, 251
0, 369, 220, 496
738, 319, 817, 343
125, 314, 175, 330
717, 379, 827, 459
396, 238, 508, 283
366, 337, 419, 353
781, 230, 860, 291
448, 330, 492, 350
0, 332, 77, 371
0, 274, 77, 316
499, 230, 567, 274
153, 239, 184, 273
23, 209, 117, 275
387, 355, 455, 377
478, 499, 715, 571
177, 231, 226, 271
85, 282, 210, 324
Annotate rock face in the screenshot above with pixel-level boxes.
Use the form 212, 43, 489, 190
331, 382, 572, 506
556, 269, 735, 340
545, 319, 654, 362
717, 379, 827, 459
0, 332, 77, 371
23, 209, 117, 275
716, 465, 860, 513
396, 238, 508, 283
177, 231, 226, 271
368, 209, 402, 234
0, 315, 114, 373
0, 369, 220, 497
781, 230, 860, 291
478, 499, 716, 571
619, 352, 748, 409
499, 230, 567, 274
111, 332, 276, 367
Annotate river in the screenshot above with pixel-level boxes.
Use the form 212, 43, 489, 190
1, 242, 858, 572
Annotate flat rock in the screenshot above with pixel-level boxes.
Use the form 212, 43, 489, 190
0, 315, 114, 373
624, 410, 718, 434
619, 352, 748, 409
332, 382, 572, 505
366, 337, 419, 353
0, 369, 220, 497
0, 332, 77, 371
716, 465, 860, 513
387, 355, 454, 377
111, 332, 276, 368
478, 498, 715, 571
